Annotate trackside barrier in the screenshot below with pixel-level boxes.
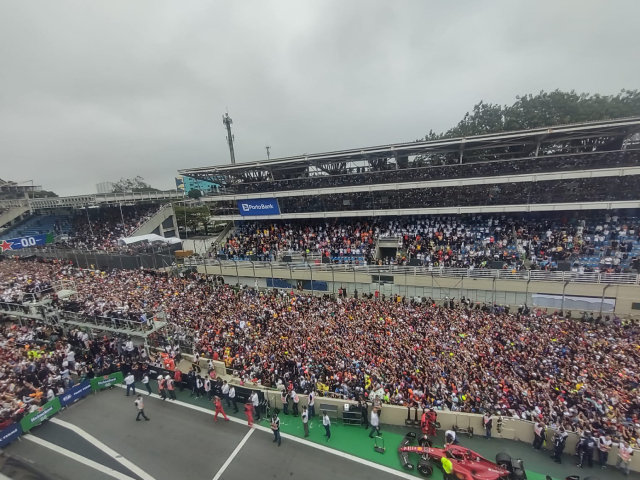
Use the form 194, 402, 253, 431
90, 371, 124, 391
0, 373, 123, 450
20, 397, 61, 433
202, 355, 640, 473
0, 423, 23, 448
59, 381, 92, 407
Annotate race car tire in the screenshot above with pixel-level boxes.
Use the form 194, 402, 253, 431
495, 452, 512, 470
417, 458, 434, 477
418, 436, 433, 447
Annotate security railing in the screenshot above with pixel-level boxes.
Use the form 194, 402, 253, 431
185, 258, 640, 285
5, 245, 639, 285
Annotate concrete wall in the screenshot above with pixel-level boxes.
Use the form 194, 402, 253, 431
0, 206, 30, 230
130, 205, 179, 238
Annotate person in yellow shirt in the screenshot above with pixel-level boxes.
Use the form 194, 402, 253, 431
441, 457, 454, 479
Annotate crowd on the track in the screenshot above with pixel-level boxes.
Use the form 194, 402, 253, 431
225, 151, 640, 194
58, 204, 164, 252
0, 317, 152, 426
2, 258, 640, 448
221, 212, 640, 273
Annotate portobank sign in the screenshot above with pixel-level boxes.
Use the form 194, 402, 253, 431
236, 198, 281, 216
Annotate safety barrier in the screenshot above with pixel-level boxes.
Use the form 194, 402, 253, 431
199, 356, 640, 473
0, 371, 122, 450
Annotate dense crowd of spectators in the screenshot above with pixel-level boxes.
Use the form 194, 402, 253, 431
219, 212, 640, 272
276, 176, 640, 214
223, 151, 640, 195
0, 320, 155, 428
2, 258, 640, 447
222, 220, 379, 262
59, 204, 164, 251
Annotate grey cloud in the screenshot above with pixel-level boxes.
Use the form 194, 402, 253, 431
0, 0, 638, 196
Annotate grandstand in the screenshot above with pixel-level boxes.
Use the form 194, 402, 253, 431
0, 189, 183, 251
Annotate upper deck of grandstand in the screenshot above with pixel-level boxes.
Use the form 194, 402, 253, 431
180, 117, 640, 195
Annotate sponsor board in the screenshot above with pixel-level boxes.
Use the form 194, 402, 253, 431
236, 198, 280, 216
59, 381, 92, 407
20, 398, 61, 432
0, 423, 22, 448
90, 371, 124, 391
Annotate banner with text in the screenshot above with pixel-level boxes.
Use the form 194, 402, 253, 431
1, 233, 54, 252
90, 371, 124, 391
20, 397, 61, 432
0, 423, 23, 448
59, 381, 92, 407
236, 198, 280, 217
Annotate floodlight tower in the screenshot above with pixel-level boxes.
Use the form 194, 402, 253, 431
222, 112, 236, 164
265, 145, 271, 159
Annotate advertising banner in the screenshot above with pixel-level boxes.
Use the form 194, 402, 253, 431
91, 371, 124, 391
59, 381, 92, 407
1, 233, 54, 252
236, 198, 280, 216
20, 398, 61, 432
0, 423, 23, 448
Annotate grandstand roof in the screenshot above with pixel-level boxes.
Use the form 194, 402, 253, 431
180, 117, 640, 178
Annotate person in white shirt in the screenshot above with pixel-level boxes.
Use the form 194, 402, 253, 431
228, 385, 237, 413
445, 429, 459, 445
251, 391, 260, 421
134, 395, 149, 421
292, 391, 299, 417
142, 373, 151, 396
322, 411, 331, 441
124, 373, 136, 397
222, 380, 230, 408
369, 408, 380, 438
301, 405, 309, 437
307, 390, 316, 418
616, 440, 633, 475
598, 434, 612, 468
125, 338, 135, 358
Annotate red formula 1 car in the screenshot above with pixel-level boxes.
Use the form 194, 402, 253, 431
398, 432, 527, 480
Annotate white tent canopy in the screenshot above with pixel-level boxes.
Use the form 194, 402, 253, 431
117, 234, 182, 246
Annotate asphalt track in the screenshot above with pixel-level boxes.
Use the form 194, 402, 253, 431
1, 385, 638, 480
2, 388, 401, 480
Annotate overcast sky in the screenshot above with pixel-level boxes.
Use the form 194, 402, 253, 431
1, 1, 639, 196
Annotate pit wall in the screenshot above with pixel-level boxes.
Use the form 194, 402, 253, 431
197, 357, 640, 471
195, 264, 640, 318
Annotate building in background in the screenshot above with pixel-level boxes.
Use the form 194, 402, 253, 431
96, 182, 114, 194
175, 175, 219, 195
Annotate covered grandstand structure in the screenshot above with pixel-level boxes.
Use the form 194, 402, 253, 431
181, 117, 640, 185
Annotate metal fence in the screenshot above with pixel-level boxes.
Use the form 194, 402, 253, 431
184, 258, 640, 285
5, 246, 640, 285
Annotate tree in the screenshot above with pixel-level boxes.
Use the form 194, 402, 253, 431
424, 89, 640, 140
174, 205, 212, 235
30, 190, 58, 198
187, 189, 202, 200
112, 176, 160, 193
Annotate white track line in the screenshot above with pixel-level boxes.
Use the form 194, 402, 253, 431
23, 435, 136, 480
115, 385, 416, 480
212, 428, 254, 480
50, 418, 155, 480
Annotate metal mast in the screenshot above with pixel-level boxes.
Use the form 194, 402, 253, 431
222, 112, 236, 164
265, 145, 271, 159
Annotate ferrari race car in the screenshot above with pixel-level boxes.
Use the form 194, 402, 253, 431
398, 432, 526, 480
